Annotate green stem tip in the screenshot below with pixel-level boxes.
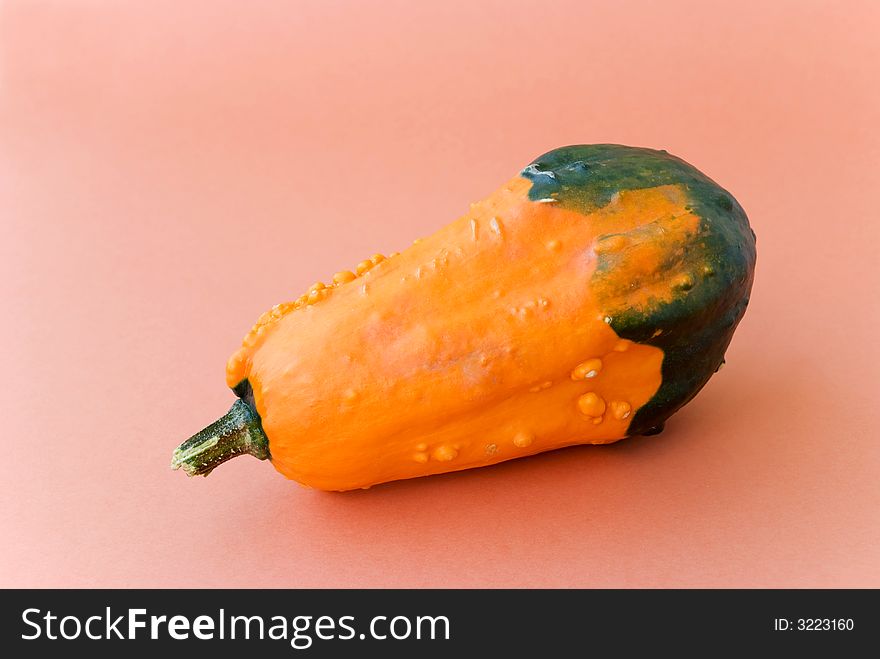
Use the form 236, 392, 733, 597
171, 399, 269, 477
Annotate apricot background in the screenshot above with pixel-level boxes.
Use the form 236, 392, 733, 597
1, 1, 878, 587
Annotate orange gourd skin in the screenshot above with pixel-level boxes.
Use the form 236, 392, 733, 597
224, 146, 755, 491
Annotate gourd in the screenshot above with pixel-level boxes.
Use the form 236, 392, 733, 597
172, 144, 756, 491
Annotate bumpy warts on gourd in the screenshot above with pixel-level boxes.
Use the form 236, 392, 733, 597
172, 144, 756, 491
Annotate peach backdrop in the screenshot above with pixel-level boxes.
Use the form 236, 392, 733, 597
1, 1, 878, 587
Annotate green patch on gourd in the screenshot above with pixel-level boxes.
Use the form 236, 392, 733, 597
522, 144, 756, 436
